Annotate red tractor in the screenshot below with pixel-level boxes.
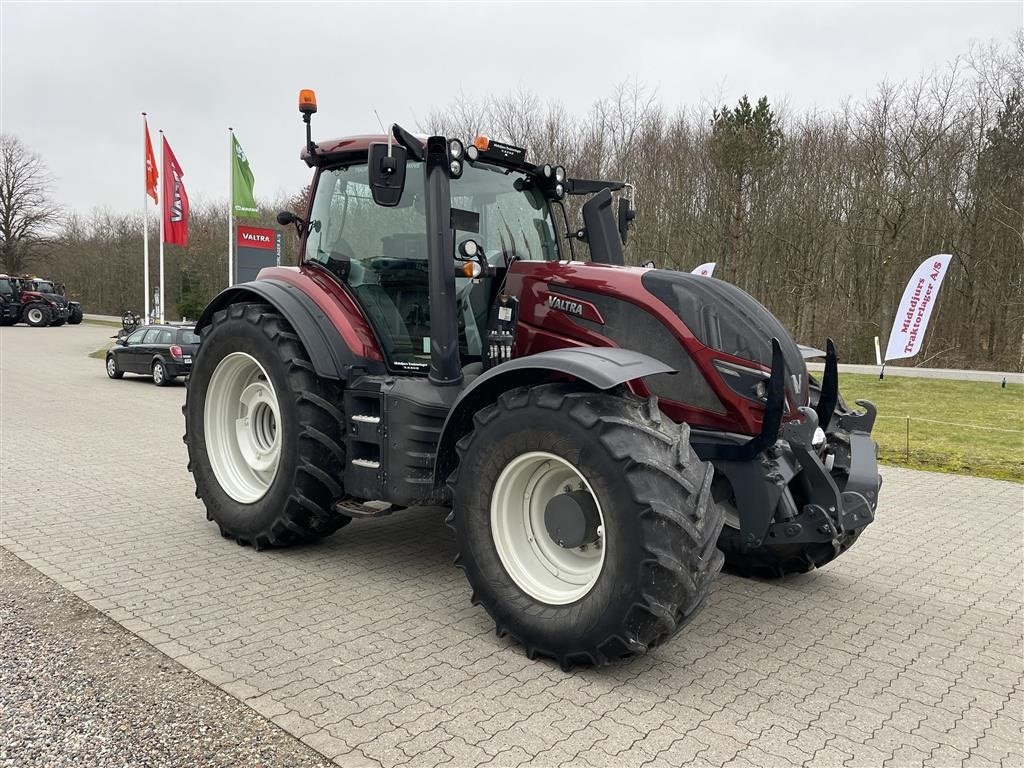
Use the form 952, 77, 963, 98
0, 275, 71, 326
184, 91, 881, 667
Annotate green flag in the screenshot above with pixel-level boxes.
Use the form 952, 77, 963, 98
231, 134, 258, 218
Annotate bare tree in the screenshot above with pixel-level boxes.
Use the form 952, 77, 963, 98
0, 134, 62, 274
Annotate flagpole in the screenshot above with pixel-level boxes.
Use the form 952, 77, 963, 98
142, 113, 150, 323
228, 127, 234, 288
159, 130, 165, 324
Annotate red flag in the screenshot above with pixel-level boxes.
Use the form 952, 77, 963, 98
162, 137, 189, 246
144, 118, 158, 205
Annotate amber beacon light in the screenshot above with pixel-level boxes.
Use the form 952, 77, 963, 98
298, 89, 318, 115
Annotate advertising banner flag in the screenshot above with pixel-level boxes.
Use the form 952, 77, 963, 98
231, 134, 259, 218
144, 118, 158, 205
691, 262, 716, 277
162, 137, 189, 246
884, 254, 952, 362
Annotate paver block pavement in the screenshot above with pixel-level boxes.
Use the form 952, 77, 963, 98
1, 323, 1022, 767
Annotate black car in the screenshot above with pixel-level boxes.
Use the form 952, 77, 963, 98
106, 324, 200, 386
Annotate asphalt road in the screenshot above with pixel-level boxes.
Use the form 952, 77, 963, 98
1, 322, 1022, 767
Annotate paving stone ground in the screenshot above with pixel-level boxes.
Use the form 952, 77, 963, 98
1, 322, 1022, 767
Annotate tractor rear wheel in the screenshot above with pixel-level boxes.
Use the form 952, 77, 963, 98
448, 384, 723, 668
716, 500, 864, 578
183, 302, 351, 548
24, 304, 51, 327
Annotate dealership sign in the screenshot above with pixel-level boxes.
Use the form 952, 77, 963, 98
235, 226, 283, 283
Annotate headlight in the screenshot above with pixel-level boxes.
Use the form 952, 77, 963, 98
448, 139, 464, 160
554, 165, 566, 183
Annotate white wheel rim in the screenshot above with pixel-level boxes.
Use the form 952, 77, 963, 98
107, 358, 116, 376
28, 309, 42, 323
490, 451, 606, 605
153, 363, 163, 383
204, 352, 282, 504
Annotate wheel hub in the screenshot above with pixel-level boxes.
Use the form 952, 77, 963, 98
544, 491, 601, 549
204, 352, 282, 503
234, 381, 279, 473
490, 451, 606, 605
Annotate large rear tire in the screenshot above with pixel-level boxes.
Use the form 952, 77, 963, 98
448, 384, 723, 668
184, 302, 351, 548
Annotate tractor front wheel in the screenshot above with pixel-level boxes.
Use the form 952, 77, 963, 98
183, 303, 351, 548
24, 305, 51, 327
448, 384, 723, 668
68, 306, 83, 324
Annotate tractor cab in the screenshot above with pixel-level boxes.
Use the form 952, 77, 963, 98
300, 141, 567, 376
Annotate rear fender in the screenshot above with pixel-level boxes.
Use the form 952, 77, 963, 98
196, 279, 385, 381
432, 347, 674, 487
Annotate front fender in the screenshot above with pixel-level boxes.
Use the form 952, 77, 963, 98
431, 347, 674, 487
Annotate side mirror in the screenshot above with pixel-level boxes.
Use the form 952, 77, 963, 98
617, 197, 636, 245
368, 143, 408, 207
276, 210, 306, 238
582, 189, 625, 266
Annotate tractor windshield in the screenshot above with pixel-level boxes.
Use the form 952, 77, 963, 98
450, 163, 559, 264
33, 281, 56, 294
305, 158, 557, 371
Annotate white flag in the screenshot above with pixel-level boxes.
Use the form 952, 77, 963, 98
884, 254, 952, 362
692, 262, 716, 277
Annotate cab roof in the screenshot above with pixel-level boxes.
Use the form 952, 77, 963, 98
301, 133, 427, 167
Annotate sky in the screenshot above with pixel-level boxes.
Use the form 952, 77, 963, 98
1, 1, 1020, 217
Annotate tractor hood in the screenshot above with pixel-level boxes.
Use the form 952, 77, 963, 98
32, 292, 68, 307
641, 270, 808, 405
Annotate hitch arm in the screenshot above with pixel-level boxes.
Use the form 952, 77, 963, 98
692, 338, 786, 462
815, 338, 839, 431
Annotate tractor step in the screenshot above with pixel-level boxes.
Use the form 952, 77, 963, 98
334, 498, 395, 518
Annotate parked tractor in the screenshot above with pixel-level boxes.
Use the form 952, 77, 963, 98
184, 91, 881, 667
23, 278, 81, 325
0, 275, 71, 326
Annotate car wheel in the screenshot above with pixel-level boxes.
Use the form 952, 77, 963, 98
152, 360, 169, 386
106, 355, 123, 379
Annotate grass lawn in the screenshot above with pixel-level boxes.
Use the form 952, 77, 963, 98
88, 343, 113, 359
840, 373, 1024, 483
83, 318, 123, 328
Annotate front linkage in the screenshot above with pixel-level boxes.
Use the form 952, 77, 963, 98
694, 338, 880, 552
